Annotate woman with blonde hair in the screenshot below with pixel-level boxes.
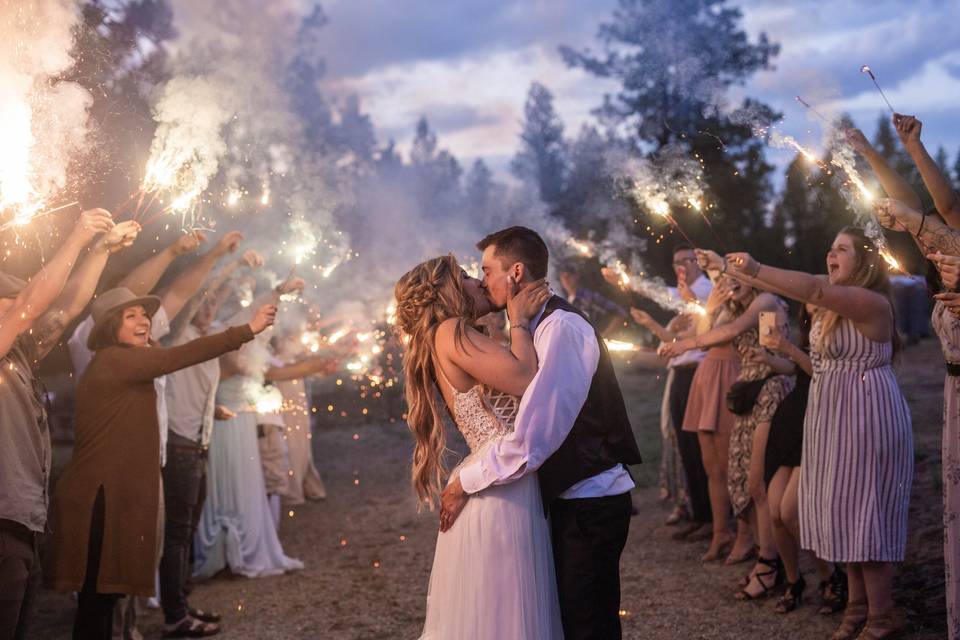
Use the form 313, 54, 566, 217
394, 254, 560, 640
721, 226, 912, 640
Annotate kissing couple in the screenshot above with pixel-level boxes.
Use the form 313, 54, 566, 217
394, 226, 643, 640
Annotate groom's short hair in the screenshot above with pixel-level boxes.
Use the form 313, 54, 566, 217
477, 226, 548, 279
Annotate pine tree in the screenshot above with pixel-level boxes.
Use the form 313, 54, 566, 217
465, 159, 494, 209
511, 82, 567, 205
560, 0, 781, 269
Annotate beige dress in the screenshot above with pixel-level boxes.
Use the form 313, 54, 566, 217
933, 301, 960, 638
276, 377, 326, 505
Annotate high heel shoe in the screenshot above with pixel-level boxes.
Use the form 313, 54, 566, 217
774, 575, 806, 613
734, 556, 783, 601
819, 566, 849, 615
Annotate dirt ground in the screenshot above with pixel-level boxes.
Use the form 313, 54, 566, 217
30, 338, 948, 639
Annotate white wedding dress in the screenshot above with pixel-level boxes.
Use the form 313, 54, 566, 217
419, 370, 563, 639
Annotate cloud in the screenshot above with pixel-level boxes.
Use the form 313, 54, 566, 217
323, 44, 617, 163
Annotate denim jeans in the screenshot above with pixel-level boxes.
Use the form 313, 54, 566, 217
0, 521, 41, 640
158, 433, 205, 624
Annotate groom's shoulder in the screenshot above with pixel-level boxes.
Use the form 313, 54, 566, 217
539, 306, 595, 338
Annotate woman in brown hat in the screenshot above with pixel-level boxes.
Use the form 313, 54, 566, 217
45, 287, 277, 639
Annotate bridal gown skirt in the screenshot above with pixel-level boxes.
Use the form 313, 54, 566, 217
192, 377, 304, 579
420, 471, 563, 640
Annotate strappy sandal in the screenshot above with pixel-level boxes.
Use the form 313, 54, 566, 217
819, 566, 849, 615
734, 556, 783, 601
831, 601, 868, 640
774, 575, 806, 613
856, 610, 905, 639
163, 617, 221, 638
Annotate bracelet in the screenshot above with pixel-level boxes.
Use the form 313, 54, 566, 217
510, 323, 529, 331
746, 262, 761, 278
721, 257, 728, 274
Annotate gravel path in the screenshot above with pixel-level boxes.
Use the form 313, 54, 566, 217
31, 339, 947, 638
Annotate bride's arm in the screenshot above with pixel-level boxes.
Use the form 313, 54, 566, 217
437, 280, 550, 397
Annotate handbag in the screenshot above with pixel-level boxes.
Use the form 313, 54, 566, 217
725, 376, 771, 416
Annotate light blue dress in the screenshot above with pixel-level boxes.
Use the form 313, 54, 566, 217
192, 375, 304, 578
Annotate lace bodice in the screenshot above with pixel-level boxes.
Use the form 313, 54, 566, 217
437, 367, 518, 452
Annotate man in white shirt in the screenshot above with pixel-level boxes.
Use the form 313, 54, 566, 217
441, 226, 642, 640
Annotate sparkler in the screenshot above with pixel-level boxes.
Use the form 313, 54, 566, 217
860, 65, 896, 114
0, 200, 80, 232
604, 339, 639, 352
607, 259, 708, 317
795, 95, 830, 125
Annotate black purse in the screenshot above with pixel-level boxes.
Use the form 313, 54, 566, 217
725, 377, 771, 416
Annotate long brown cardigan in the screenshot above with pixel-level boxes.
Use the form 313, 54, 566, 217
45, 324, 254, 596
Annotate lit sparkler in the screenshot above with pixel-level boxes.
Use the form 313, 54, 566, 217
860, 65, 896, 114
604, 339, 639, 352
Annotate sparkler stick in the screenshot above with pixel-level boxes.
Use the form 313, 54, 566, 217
0, 201, 80, 232
795, 95, 830, 125
860, 65, 896, 114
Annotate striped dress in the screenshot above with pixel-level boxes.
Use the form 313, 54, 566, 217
799, 315, 913, 562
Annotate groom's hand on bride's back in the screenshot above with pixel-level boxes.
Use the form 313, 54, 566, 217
439, 476, 469, 533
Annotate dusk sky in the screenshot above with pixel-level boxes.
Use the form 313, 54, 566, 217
316, 0, 960, 181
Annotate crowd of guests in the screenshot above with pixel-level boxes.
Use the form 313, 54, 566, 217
0, 221, 343, 639
588, 112, 958, 640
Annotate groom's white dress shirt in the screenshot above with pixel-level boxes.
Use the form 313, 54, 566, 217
458, 302, 635, 499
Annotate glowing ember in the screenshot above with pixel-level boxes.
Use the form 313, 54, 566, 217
566, 238, 594, 257
880, 249, 902, 272
604, 339, 639, 352
327, 328, 349, 344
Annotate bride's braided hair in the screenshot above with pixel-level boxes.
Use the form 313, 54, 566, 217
394, 255, 477, 509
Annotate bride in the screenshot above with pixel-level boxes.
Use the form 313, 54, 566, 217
394, 255, 563, 639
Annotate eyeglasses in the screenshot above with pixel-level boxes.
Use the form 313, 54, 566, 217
672, 257, 696, 267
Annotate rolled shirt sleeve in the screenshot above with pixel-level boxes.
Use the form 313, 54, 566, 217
458, 311, 600, 495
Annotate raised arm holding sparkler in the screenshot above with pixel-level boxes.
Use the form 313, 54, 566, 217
844, 127, 922, 210
157, 230, 245, 322
117, 230, 206, 296
28, 220, 142, 361
873, 198, 960, 256
0, 208, 115, 358
717, 234, 895, 346
658, 278, 785, 359
893, 114, 960, 226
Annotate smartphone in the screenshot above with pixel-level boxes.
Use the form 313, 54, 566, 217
758, 311, 776, 347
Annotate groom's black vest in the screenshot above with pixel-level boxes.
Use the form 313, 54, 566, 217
536, 296, 642, 508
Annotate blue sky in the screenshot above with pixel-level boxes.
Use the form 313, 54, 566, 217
317, 0, 960, 181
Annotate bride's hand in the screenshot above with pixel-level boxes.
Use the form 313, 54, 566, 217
439, 475, 469, 533
506, 277, 551, 326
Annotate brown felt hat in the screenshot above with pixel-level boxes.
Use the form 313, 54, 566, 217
0, 272, 27, 299
86, 287, 162, 349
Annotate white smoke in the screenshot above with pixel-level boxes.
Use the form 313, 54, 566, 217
0, 0, 92, 221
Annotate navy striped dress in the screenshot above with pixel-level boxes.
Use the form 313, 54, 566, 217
799, 315, 913, 562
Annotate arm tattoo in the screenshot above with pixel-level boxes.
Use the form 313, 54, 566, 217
31, 310, 67, 361
920, 216, 960, 256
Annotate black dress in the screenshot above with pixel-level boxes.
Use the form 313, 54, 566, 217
763, 370, 810, 486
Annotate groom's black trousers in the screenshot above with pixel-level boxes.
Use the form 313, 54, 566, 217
550, 491, 632, 640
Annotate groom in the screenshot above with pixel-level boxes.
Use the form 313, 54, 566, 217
441, 226, 643, 640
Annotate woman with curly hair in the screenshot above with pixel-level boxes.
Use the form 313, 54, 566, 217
394, 254, 560, 640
